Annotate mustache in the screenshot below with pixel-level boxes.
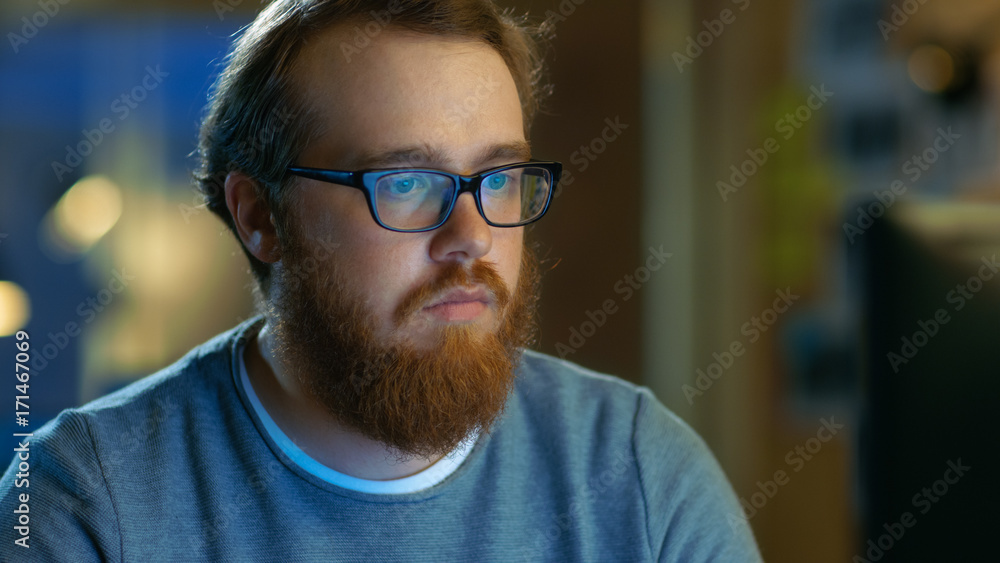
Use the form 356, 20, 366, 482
394, 261, 511, 325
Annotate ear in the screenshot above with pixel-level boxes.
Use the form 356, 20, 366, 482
224, 171, 282, 264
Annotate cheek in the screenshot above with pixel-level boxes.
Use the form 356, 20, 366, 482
336, 238, 427, 312
289, 189, 406, 303
295, 187, 368, 237
493, 228, 524, 289
291, 186, 390, 268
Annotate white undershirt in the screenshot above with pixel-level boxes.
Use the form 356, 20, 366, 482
236, 342, 477, 494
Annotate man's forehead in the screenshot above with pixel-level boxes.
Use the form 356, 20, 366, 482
287, 24, 526, 172
291, 24, 503, 92
347, 140, 532, 171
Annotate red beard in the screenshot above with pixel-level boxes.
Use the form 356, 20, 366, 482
265, 233, 539, 460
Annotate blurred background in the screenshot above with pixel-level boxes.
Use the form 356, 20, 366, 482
1, 0, 998, 560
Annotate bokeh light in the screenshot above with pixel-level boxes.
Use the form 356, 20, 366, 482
45, 175, 123, 256
0, 281, 31, 337
908, 44, 956, 93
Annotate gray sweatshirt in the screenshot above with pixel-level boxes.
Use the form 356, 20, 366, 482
1, 318, 762, 562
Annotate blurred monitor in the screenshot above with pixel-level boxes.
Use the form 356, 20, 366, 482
855, 200, 999, 562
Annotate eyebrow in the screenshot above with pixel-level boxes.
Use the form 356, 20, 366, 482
352, 140, 532, 171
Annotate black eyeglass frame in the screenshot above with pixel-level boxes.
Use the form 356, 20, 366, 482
286, 160, 562, 233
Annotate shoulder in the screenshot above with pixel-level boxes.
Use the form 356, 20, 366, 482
82, 320, 247, 414
512, 350, 762, 561
510, 349, 707, 477
0, 320, 258, 557
26, 318, 258, 471
516, 349, 652, 408
514, 349, 693, 442
66, 318, 256, 428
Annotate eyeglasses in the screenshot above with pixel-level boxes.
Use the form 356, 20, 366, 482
286, 160, 561, 233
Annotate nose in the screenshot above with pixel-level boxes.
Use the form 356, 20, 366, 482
428, 193, 492, 263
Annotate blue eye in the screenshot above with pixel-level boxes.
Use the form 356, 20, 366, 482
387, 175, 426, 195
485, 173, 510, 191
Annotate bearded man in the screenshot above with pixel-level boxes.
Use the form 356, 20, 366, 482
0, 1, 762, 560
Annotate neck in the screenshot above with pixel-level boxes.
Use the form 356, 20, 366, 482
244, 323, 442, 480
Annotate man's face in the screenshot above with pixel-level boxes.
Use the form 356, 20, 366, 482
262, 27, 538, 458
284, 27, 527, 348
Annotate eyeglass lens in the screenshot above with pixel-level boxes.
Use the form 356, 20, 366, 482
372, 166, 552, 230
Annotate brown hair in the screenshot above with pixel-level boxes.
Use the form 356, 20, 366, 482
194, 0, 553, 291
